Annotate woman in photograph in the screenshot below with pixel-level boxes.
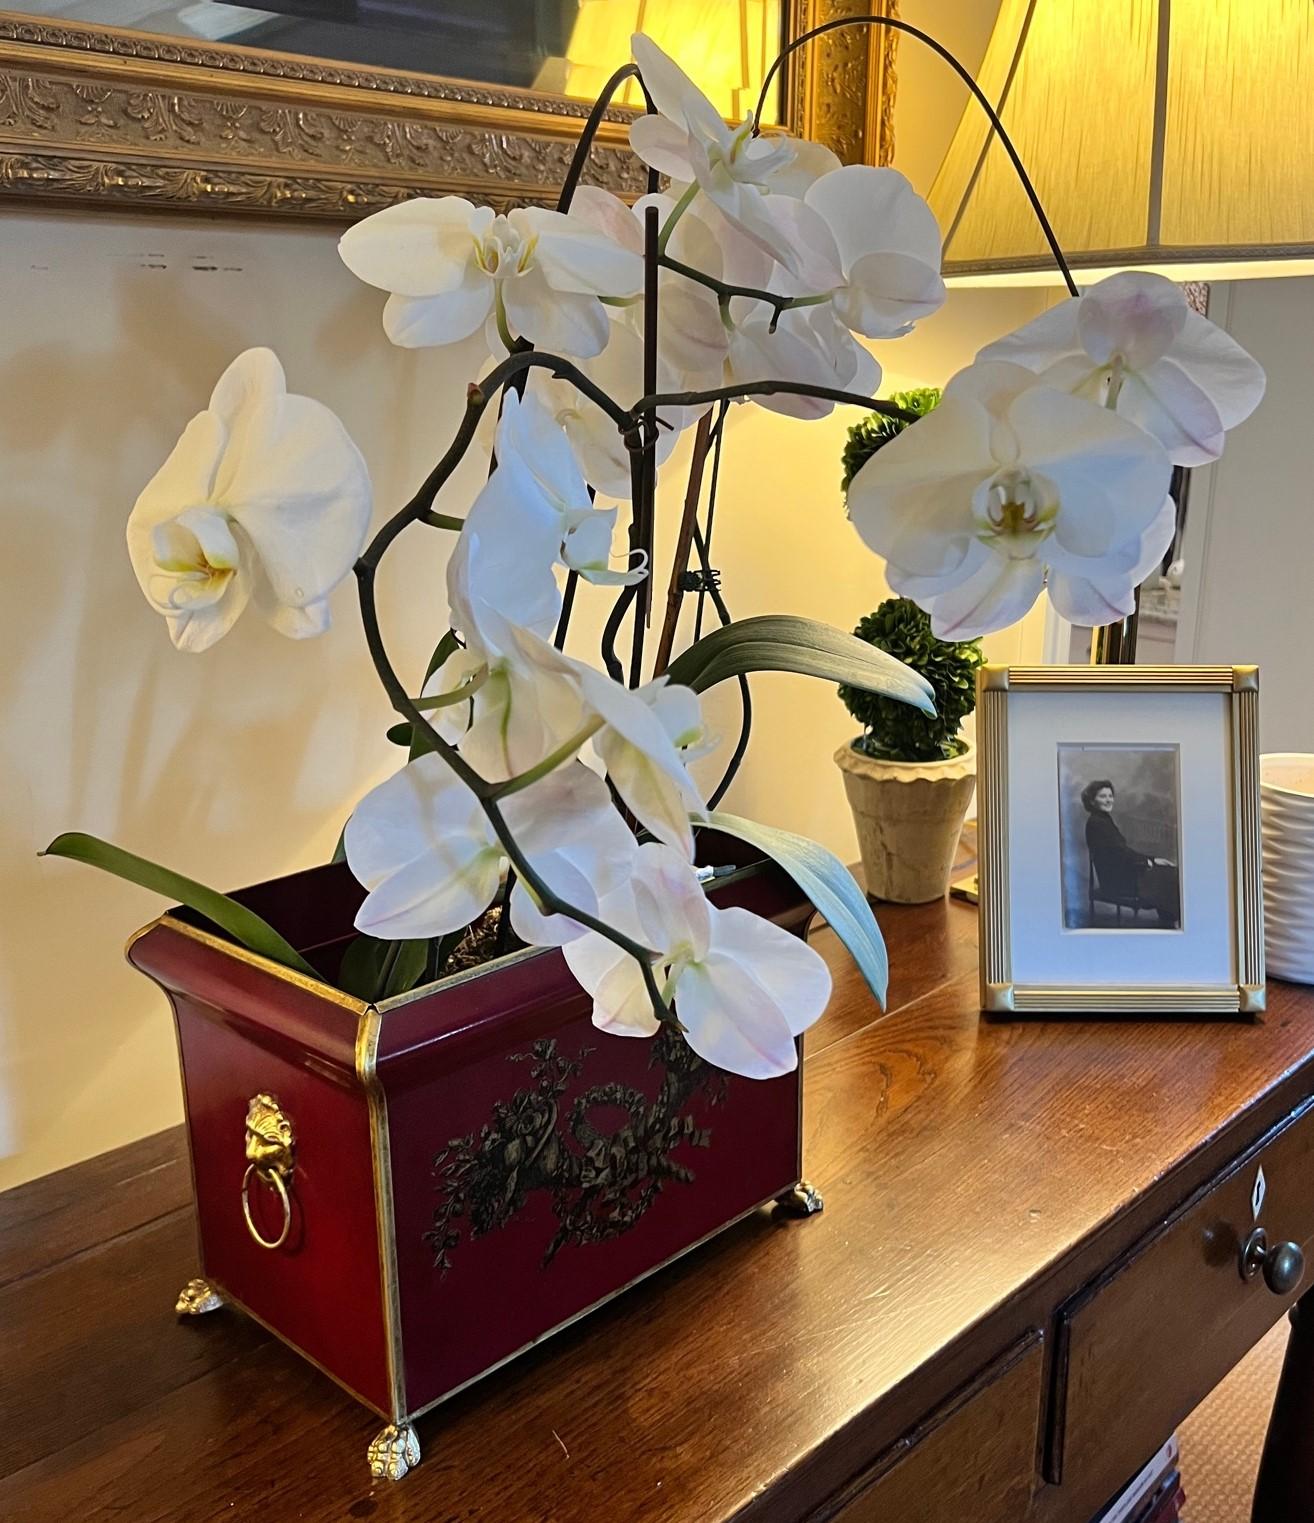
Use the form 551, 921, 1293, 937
1081, 780, 1182, 928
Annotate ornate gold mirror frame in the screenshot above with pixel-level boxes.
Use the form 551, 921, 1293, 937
0, 1, 896, 221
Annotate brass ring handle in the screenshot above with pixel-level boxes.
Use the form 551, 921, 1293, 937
241, 1161, 292, 1250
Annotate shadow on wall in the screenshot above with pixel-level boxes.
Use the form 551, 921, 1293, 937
0, 216, 489, 1186
1057, 745, 1181, 928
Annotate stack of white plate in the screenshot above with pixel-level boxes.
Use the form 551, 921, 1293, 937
1261, 754, 1314, 984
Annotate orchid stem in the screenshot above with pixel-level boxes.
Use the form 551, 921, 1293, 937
633, 381, 920, 419
751, 15, 1079, 298
657, 182, 700, 255
658, 253, 830, 327
353, 361, 673, 1025
419, 510, 465, 532
490, 719, 605, 800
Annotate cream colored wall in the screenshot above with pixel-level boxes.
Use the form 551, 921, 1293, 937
0, 212, 486, 1187
0, 1, 1046, 1188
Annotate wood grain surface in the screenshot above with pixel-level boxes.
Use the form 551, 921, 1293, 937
4, 900, 1314, 1522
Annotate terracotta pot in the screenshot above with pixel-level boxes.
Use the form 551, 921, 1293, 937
126, 831, 816, 1481
835, 740, 977, 904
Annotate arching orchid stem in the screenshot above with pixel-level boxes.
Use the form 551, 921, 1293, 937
636, 204, 661, 641
632, 381, 921, 419
353, 354, 672, 1024
556, 61, 645, 214
360, 350, 633, 572
600, 582, 637, 684
479, 795, 673, 1019
752, 15, 1079, 299
355, 563, 672, 1020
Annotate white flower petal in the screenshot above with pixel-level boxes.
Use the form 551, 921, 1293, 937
806, 165, 943, 270
846, 394, 991, 575
208, 346, 286, 423
346, 755, 502, 938
676, 956, 800, 1079
630, 843, 711, 962
261, 593, 332, 640
217, 390, 373, 610
1077, 271, 1187, 369
165, 573, 250, 653
835, 250, 947, 339
382, 270, 493, 349
569, 936, 662, 1037
764, 138, 842, 198
1171, 308, 1266, 431
338, 197, 487, 298
705, 905, 832, 1037
1046, 569, 1137, 626
1010, 386, 1170, 557
977, 298, 1081, 370
505, 271, 610, 358
516, 206, 644, 299
925, 554, 1045, 640
128, 410, 227, 553
567, 185, 646, 253
629, 112, 697, 179
1121, 360, 1225, 465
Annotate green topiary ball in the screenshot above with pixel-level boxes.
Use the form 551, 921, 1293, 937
840, 387, 942, 494
839, 598, 986, 763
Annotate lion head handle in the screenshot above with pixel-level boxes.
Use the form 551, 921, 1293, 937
244, 1093, 294, 1179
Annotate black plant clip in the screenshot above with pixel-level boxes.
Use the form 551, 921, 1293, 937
678, 567, 721, 594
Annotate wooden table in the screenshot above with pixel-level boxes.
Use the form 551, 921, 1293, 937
5, 900, 1314, 1522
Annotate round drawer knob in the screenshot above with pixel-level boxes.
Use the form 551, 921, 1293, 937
1264, 1239, 1306, 1296
1241, 1227, 1306, 1295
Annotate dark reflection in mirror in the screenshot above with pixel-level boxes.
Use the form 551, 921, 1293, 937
21, 1, 784, 119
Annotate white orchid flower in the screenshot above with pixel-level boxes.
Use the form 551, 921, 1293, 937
725, 301, 879, 420
804, 166, 947, 339
635, 191, 875, 419
530, 316, 704, 500
419, 633, 586, 785
495, 390, 647, 585
347, 755, 630, 941
563, 843, 831, 1079
338, 196, 643, 358
978, 271, 1265, 466
848, 361, 1172, 638
492, 628, 708, 857
126, 348, 371, 653
446, 467, 562, 654
629, 35, 841, 290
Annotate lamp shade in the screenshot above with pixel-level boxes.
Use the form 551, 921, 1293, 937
930, 0, 1314, 284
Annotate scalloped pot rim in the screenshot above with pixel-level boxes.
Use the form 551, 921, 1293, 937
834, 739, 977, 784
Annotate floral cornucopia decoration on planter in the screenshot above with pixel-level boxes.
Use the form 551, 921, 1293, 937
45, 21, 1267, 1080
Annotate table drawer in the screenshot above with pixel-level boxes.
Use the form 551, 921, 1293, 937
818, 1335, 1043, 1523
1049, 1098, 1314, 1517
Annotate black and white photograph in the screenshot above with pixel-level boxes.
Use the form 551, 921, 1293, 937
1057, 744, 1183, 931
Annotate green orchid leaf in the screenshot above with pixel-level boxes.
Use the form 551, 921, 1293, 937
409, 628, 464, 761
666, 615, 936, 716
42, 832, 318, 979
382, 938, 431, 998
338, 933, 391, 1000
704, 811, 888, 1007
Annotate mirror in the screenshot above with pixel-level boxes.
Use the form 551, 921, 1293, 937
0, 1, 895, 221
